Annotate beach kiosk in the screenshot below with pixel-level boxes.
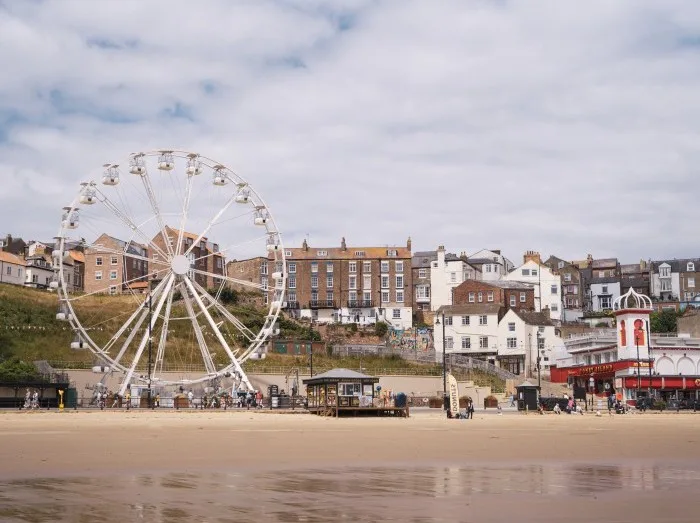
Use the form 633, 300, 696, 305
304, 368, 408, 417
516, 380, 540, 412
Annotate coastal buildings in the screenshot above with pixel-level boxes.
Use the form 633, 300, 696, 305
0, 251, 25, 286
465, 249, 514, 281
545, 255, 584, 322
84, 233, 150, 295
429, 245, 480, 312
503, 251, 563, 322
278, 237, 413, 329
582, 258, 621, 312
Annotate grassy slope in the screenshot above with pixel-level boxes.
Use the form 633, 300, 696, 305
0, 284, 504, 391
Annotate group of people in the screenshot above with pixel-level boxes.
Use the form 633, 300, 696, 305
22, 389, 40, 410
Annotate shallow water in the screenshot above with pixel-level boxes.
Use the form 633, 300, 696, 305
1, 461, 700, 522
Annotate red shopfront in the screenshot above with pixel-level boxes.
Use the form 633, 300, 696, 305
621, 376, 700, 402
550, 360, 652, 398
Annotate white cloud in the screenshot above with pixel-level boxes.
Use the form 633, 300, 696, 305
1, 0, 700, 263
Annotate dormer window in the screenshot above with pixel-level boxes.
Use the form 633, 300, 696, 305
688, 262, 695, 272
387, 249, 398, 257
660, 265, 671, 278
317, 250, 328, 257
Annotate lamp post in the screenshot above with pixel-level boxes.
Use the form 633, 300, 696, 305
435, 311, 447, 410
309, 319, 314, 377
635, 327, 641, 397
147, 291, 153, 410
536, 333, 542, 389
589, 375, 595, 411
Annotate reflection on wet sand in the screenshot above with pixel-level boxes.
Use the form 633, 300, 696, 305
1, 461, 700, 522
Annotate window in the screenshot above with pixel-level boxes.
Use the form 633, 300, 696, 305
354, 251, 365, 258
564, 273, 572, 282
479, 315, 487, 325
468, 292, 475, 303
327, 276, 334, 288
477, 291, 483, 302
479, 336, 489, 349
95, 257, 103, 266
601, 296, 612, 309
311, 291, 318, 302
486, 265, 492, 273
445, 336, 454, 349
661, 280, 672, 292
395, 275, 404, 288
349, 262, 357, 273
445, 316, 453, 326
520, 292, 526, 303
508, 322, 515, 332
5, 266, 10, 275
363, 261, 371, 273
288, 291, 297, 302
594, 354, 602, 365
32, 274, 38, 283
487, 291, 494, 302
461, 337, 471, 349
387, 249, 398, 257
109, 286, 117, 295
450, 272, 457, 283
381, 275, 390, 289
349, 291, 357, 302
311, 262, 318, 273
261, 262, 269, 275
381, 291, 390, 303
550, 285, 558, 295
598, 271, 606, 278
507, 338, 517, 349
326, 290, 334, 302
261, 276, 268, 290
363, 274, 371, 289
688, 262, 695, 272
393, 309, 401, 319
311, 276, 319, 288
348, 275, 357, 290
95, 271, 102, 280
531, 269, 538, 277
538, 337, 545, 350
522, 269, 530, 276
109, 270, 117, 280
339, 383, 361, 396
558, 261, 565, 269
461, 316, 470, 325
551, 304, 558, 312
326, 262, 333, 273
660, 266, 670, 278
416, 286, 430, 299
602, 285, 608, 293
317, 250, 327, 257
396, 290, 404, 303
287, 276, 297, 289
395, 261, 404, 273
285, 250, 292, 257
216, 257, 223, 269
288, 263, 296, 274
510, 295, 516, 307
363, 291, 371, 302
381, 261, 389, 273
111, 256, 118, 265
418, 268, 427, 278
688, 277, 695, 288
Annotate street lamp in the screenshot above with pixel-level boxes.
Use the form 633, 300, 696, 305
589, 375, 595, 410
635, 326, 641, 397
147, 288, 153, 410
309, 319, 315, 377
435, 311, 447, 410
536, 333, 543, 389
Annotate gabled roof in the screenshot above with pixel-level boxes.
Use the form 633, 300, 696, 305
650, 259, 700, 273
0, 251, 24, 265
302, 368, 380, 384
510, 309, 554, 327
590, 258, 618, 269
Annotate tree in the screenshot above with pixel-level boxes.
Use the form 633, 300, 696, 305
374, 321, 389, 337
0, 358, 41, 382
650, 309, 678, 333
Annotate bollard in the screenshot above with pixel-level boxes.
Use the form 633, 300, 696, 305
58, 390, 64, 412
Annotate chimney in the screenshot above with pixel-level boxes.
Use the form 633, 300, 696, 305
587, 254, 593, 262
492, 249, 501, 255
302, 239, 308, 251
341, 237, 347, 251
523, 250, 542, 265
406, 236, 412, 251
437, 245, 445, 266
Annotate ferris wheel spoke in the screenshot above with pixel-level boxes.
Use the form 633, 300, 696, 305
118, 274, 176, 397
183, 196, 236, 257
95, 188, 170, 260
69, 267, 171, 301
139, 170, 175, 258
180, 282, 217, 375
175, 174, 195, 256
153, 283, 176, 377
190, 278, 256, 342
192, 234, 268, 264
183, 276, 252, 390
190, 267, 267, 291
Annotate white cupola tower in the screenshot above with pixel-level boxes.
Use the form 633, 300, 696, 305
613, 288, 653, 361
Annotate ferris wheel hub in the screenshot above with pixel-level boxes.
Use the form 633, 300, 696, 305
171, 254, 190, 276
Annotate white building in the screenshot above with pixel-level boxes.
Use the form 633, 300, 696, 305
434, 304, 501, 366
429, 246, 479, 312
24, 254, 54, 289
466, 249, 514, 281
650, 260, 682, 302
588, 280, 621, 311
504, 252, 563, 322
497, 309, 562, 378
0, 251, 25, 286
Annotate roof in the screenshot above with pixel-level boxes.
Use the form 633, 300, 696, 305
411, 250, 461, 268
484, 280, 534, 290
437, 303, 503, 315
128, 282, 149, 289
590, 258, 618, 269
511, 309, 554, 326
286, 245, 411, 261
620, 263, 647, 275
650, 259, 700, 273
302, 368, 379, 383
69, 250, 85, 264
0, 251, 24, 265
467, 257, 503, 265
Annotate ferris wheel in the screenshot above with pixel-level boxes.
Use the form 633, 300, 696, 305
53, 150, 286, 395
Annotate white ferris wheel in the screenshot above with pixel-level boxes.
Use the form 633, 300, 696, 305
53, 150, 286, 395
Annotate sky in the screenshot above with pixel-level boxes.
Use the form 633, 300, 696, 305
1, 0, 700, 265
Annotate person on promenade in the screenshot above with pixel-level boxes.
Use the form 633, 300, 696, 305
125, 390, 131, 411
155, 394, 160, 408
187, 390, 194, 408
553, 403, 561, 414
509, 392, 515, 407
466, 399, 474, 419
32, 390, 39, 410
23, 389, 31, 410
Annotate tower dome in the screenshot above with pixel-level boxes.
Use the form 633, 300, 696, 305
613, 287, 652, 311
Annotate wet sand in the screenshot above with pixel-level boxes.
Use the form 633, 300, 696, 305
1, 410, 700, 522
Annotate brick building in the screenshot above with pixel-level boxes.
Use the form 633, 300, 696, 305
225, 256, 267, 306
84, 233, 149, 295
545, 255, 584, 322
452, 279, 535, 311
277, 237, 413, 329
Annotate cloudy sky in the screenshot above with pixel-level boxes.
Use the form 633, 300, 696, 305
1, 0, 699, 265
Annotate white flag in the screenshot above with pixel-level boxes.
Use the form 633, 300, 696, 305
447, 372, 460, 417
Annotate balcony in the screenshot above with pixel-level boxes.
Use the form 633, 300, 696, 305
284, 301, 300, 310
309, 300, 336, 309
347, 300, 374, 308
415, 295, 431, 303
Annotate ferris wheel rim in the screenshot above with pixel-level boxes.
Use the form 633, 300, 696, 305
55, 149, 286, 392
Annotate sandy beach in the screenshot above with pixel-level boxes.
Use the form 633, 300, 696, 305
2, 410, 700, 522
